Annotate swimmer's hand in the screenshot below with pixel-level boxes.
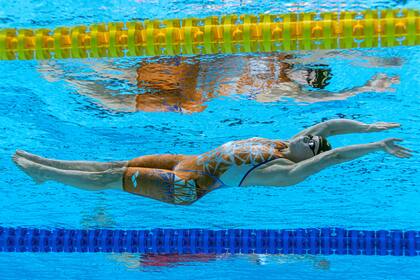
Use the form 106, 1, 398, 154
367, 122, 400, 132
364, 74, 400, 92
379, 138, 412, 158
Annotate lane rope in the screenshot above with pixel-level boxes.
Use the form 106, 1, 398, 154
1, 227, 418, 255
0, 9, 418, 60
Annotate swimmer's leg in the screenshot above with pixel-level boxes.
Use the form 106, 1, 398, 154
13, 155, 200, 205
123, 167, 198, 205
13, 156, 123, 190
127, 154, 190, 170
14, 150, 127, 172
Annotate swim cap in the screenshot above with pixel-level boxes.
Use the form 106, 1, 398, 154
317, 136, 332, 154
306, 64, 332, 89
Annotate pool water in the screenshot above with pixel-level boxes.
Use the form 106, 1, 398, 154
0, 0, 419, 279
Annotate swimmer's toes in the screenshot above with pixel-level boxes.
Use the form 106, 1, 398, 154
13, 157, 46, 184
15, 150, 39, 161
12, 153, 24, 165
15, 149, 26, 155
15, 150, 29, 157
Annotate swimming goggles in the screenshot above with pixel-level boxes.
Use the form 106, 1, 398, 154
304, 134, 317, 156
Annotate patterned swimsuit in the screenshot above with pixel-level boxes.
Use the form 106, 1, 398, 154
123, 138, 288, 205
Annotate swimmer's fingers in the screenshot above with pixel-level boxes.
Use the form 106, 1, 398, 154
387, 149, 408, 158
381, 138, 413, 158
368, 122, 400, 132
384, 137, 403, 143
396, 147, 412, 156
395, 150, 412, 158
380, 122, 400, 128
366, 74, 399, 92
394, 144, 413, 152
392, 152, 404, 158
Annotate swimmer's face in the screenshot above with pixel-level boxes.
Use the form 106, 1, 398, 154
289, 135, 321, 161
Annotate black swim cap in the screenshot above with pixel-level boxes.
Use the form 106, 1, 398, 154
306, 64, 333, 89
317, 136, 332, 154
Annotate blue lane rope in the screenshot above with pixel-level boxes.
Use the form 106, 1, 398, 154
0, 227, 419, 256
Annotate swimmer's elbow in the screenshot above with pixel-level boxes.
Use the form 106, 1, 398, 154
327, 150, 347, 163
287, 166, 311, 182
319, 121, 332, 136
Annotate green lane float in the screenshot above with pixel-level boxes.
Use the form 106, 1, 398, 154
0, 9, 418, 60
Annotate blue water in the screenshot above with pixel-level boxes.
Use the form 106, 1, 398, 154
1, 0, 420, 279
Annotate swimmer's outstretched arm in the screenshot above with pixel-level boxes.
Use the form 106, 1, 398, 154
291, 119, 400, 139
250, 138, 412, 187
290, 74, 400, 103
288, 138, 412, 183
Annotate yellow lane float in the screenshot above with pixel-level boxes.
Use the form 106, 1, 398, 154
0, 9, 418, 60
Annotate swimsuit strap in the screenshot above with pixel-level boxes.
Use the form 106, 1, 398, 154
238, 159, 276, 187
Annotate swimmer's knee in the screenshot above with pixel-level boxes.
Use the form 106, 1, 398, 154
87, 169, 124, 190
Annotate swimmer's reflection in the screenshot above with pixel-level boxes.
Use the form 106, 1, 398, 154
112, 252, 330, 270
40, 52, 400, 113
81, 208, 329, 270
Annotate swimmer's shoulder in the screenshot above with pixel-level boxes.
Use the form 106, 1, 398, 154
221, 137, 287, 148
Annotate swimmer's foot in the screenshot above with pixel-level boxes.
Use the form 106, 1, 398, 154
12, 154, 48, 184
15, 150, 48, 165
15, 149, 127, 172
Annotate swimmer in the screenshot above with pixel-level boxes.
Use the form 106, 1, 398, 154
39, 52, 399, 112
114, 252, 329, 269
13, 119, 411, 205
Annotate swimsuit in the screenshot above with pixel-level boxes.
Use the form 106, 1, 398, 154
122, 167, 200, 205
123, 138, 288, 205
194, 138, 287, 187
